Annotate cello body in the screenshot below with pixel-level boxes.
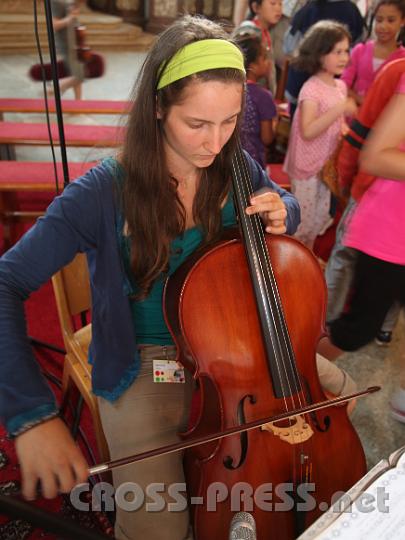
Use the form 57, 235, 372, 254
75, 24, 91, 63
164, 231, 366, 540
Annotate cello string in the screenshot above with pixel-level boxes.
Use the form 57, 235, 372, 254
240, 157, 316, 488
231, 149, 296, 410
240, 154, 317, 484
243, 154, 308, 408
231, 148, 302, 487
243, 162, 317, 486
230, 152, 306, 495
232, 148, 302, 408
241, 153, 303, 401
231, 146, 310, 486
255, 231, 304, 401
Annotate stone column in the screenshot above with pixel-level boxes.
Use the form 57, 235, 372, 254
116, 0, 145, 25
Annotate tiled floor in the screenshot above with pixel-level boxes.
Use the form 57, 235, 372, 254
1, 50, 404, 470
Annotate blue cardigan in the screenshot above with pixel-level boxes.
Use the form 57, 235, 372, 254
0, 155, 300, 437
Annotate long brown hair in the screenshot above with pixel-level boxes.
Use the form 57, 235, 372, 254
291, 20, 351, 75
121, 16, 245, 299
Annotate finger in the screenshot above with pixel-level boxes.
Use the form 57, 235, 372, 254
250, 191, 279, 202
39, 470, 60, 499
246, 210, 287, 232
266, 222, 286, 231
246, 203, 282, 215
266, 224, 287, 235
250, 187, 279, 199
249, 197, 280, 209
268, 208, 286, 217
21, 470, 39, 500
268, 219, 284, 227
57, 464, 77, 494
72, 457, 90, 486
261, 212, 288, 227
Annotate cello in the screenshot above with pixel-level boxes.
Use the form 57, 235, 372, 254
74, 23, 91, 63
163, 145, 367, 539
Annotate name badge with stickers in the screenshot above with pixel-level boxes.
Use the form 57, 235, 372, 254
153, 359, 185, 383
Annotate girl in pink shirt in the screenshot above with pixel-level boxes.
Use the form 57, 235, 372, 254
284, 20, 357, 248
342, 0, 405, 105
329, 73, 405, 356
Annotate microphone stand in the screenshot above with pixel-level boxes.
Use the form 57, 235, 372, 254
29, 0, 72, 356
43, 0, 70, 188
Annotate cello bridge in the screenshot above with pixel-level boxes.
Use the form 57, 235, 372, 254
261, 415, 313, 445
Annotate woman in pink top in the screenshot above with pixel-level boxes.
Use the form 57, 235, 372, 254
283, 20, 357, 249
342, 0, 405, 105
329, 73, 405, 355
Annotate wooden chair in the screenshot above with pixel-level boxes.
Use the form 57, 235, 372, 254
51, 253, 110, 464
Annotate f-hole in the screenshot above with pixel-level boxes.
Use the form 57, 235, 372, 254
223, 394, 256, 470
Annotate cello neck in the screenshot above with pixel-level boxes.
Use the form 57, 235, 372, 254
231, 145, 301, 399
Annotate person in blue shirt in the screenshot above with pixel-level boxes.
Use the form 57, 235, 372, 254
0, 15, 300, 540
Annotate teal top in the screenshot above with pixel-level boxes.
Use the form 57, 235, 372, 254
121, 195, 236, 345
0, 153, 299, 437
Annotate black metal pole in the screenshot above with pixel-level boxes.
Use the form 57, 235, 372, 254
43, 0, 71, 187
28, 0, 71, 356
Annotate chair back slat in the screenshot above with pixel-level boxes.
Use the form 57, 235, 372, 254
61, 253, 91, 316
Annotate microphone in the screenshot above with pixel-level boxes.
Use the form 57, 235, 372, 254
229, 511, 257, 539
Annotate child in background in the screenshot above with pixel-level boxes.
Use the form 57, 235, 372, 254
325, 59, 405, 345
342, 0, 405, 105
329, 74, 405, 424
237, 35, 277, 168
51, 0, 85, 99
359, 84, 405, 423
283, 20, 358, 249
234, 0, 283, 93
283, 0, 365, 118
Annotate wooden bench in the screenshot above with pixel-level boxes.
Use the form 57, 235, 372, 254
0, 122, 124, 147
0, 161, 96, 250
0, 157, 290, 251
0, 121, 124, 159
0, 98, 131, 117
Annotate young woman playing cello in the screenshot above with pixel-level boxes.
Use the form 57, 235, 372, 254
0, 15, 356, 540
0, 15, 298, 540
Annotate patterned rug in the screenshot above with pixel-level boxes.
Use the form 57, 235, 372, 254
0, 420, 114, 539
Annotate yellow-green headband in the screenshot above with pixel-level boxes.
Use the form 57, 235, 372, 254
157, 39, 245, 90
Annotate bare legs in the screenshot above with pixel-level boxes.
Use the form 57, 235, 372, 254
48, 76, 82, 99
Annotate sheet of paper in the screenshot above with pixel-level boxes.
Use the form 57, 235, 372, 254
316, 460, 405, 540
299, 447, 405, 540
298, 447, 405, 540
